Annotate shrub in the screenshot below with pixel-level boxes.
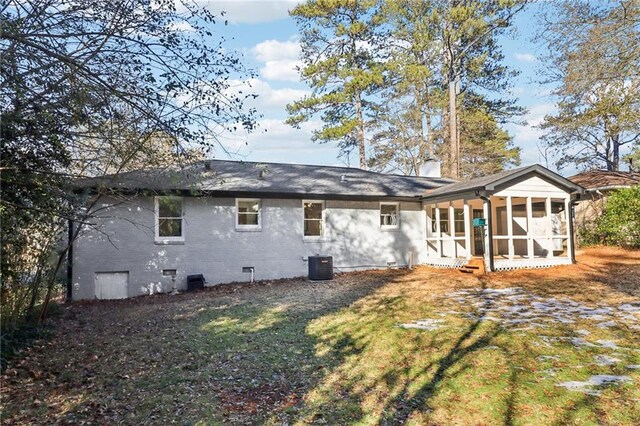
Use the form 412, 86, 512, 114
581, 186, 640, 248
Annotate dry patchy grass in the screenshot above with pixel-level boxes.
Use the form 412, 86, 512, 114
1, 247, 638, 425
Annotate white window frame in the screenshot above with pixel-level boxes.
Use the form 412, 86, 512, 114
302, 200, 325, 241
155, 196, 184, 242
380, 202, 400, 229
235, 198, 262, 231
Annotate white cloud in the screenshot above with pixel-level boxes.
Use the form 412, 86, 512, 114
514, 52, 537, 63
195, 1, 300, 24
251, 40, 302, 82
260, 60, 301, 81
252, 39, 300, 62
225, 78, 308, 113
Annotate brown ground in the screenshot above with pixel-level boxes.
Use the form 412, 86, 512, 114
1, 246, 638, 425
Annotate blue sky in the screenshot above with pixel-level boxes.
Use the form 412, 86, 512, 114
201, 1, 568, 174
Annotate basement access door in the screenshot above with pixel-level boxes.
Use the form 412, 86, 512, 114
95, 272, 129, 299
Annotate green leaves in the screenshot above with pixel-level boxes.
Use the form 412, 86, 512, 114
288, 0, 383, 168
581, 186, 640, 248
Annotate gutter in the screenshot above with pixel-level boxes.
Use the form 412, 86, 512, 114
569, 197, 578, 264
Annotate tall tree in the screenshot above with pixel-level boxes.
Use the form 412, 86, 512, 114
369, 0, 525, 178
0, 0, 257, 324
368, 0, 441, 175
456, 100, 521, 179
537, 0, 640, 171
433, 0, 527, 178
286, 0, 384, 169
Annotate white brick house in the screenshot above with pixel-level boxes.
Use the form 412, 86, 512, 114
71, 161, 584, 299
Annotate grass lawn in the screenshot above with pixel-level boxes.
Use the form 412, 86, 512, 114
1, 247, 639, 425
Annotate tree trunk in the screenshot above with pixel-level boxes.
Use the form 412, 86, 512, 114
612, 132, 620, 171
424, 84, 433, 159
448, 79, 459, 179
355, 91, 366, 170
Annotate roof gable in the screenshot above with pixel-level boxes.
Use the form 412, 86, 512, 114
422, 165, 584, 201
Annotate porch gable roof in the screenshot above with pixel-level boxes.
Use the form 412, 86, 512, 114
421, 164, 585, 202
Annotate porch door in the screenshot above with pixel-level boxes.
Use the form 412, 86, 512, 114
472, 210, 485, 256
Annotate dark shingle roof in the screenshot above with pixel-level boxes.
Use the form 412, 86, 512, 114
80, 159, 456, 199
568, 170, 640, 190
422, 164, 584, 200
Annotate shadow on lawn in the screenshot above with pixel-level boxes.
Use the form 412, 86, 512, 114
187, 273, 402, 423
372, 278, 504, 424
278, 276, 513, 424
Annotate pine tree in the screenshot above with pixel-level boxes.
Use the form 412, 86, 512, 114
286, 0, 384, 169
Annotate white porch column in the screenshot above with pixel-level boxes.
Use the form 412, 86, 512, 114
506, 196, 514, 260
545, 197, 554, 258
425, 205, 431, 258
526, 196, 534, 259
565, 197, 573, 260
483, 200, 490, 262
435, 205, 441, 258
449, 203, 455, 258
463, 200, 471, 260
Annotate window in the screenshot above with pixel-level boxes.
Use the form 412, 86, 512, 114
236, 199, 261, 230
156, 197, 183, 240
303, 201, 324, 238
380, 203, 399, 228
454, 208, 465, 234
432, 208, 449, 234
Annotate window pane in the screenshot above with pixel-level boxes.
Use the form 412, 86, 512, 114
380, 204, 398, 226
238, 200, 259, 213
304, 202, 322, 219
238, 213, 259, 225
159, 198, 182, 217
432, 208, 449, 233
454, 208, 465, 233
304, 219, 322, 236
159, 219, 182, 237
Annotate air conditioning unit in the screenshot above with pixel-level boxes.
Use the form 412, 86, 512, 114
308, 256, 333, 281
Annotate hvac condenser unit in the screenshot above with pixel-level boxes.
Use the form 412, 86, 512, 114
308, 256, 333, 281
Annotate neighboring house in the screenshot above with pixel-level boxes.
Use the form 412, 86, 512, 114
72, 160, 584, 300
568, 170, 640, 232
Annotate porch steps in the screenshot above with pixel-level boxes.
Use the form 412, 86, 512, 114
459, 258, 486, 275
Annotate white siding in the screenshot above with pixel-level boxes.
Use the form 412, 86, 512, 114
72, 196, 426, 300
494, 176, 569, 198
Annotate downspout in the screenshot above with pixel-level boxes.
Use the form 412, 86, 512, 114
66, 219, 73, 301
478, 194, 495, 272
569, 196, 578, 264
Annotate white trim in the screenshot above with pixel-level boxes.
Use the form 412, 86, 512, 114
565, 198, 573, 261
506, 196, 514, 260
435, 206, 442, 257
235, 198, 262, 231
545, 197, 553, 258
494, 257, 571, 271
526, 197, 533, 260
463, 201, 471, 260
302, 199, 325, 241
379, 201, 400, 230
155, 196, 184, 243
